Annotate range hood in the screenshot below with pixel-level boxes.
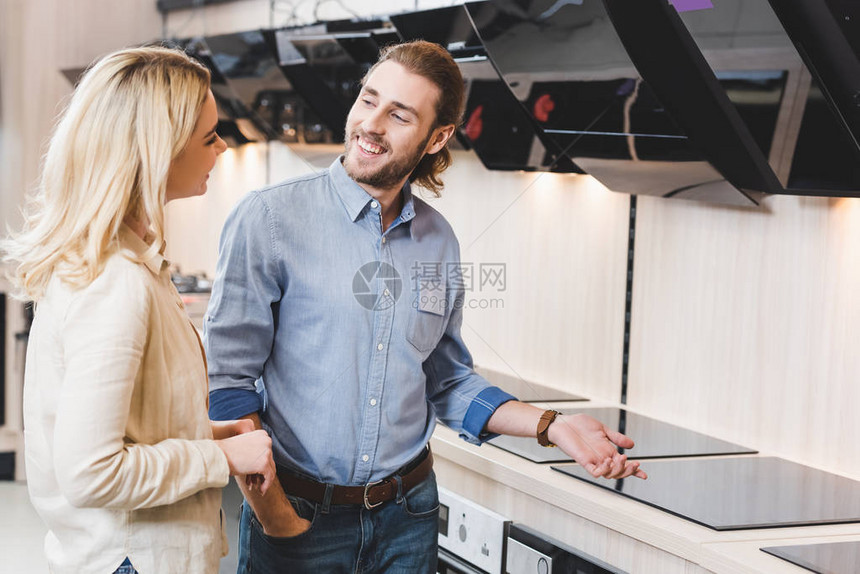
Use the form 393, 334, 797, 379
273, 22, 399, 144
462, 0, 859, 205
60, 42, 258, 148
390, 5, 581, 173
763, 0, 860, 195
465, 0, 790, 206
160, 0, 859, 202
200, 22, 399, 146
177, 38, 259, 146
202, 31, 299, 143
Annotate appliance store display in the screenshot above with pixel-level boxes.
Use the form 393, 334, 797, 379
466, 0, 860, 204
151, 0, 860, 203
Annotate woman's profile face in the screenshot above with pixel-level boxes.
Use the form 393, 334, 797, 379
165, 90, 227, 203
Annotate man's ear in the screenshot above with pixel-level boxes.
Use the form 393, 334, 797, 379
425, 124, 456, 155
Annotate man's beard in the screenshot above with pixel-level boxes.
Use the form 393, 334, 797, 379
343, 129, 432, 190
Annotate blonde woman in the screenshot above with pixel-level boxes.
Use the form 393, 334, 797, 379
2, 47, 276, 574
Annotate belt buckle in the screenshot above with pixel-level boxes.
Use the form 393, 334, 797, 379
363, 479, 386, 510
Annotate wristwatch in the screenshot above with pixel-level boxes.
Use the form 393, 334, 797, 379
536, 409, 561, 447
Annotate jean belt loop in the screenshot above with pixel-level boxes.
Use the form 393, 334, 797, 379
321, 482, 334, 514
393, 473, 405, 503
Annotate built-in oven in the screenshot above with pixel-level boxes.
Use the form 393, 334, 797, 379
506, 524, 627, 574
436, 487, 627, 574
437, 487, 509, 574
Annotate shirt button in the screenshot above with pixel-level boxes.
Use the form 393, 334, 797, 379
370, 201, 379, 209
362, 454, 369, 462
377, 343, 384, 351
370, 398, 377, 406
382, 236, 387, 244
383, 289, 390, 297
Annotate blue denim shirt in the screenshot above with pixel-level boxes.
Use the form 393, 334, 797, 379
205, 158, 515, 485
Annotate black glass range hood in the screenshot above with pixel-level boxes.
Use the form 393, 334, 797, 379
674, 0, 860, 197
763, 0, 860, 195
390, 5, 581, 173
202, 31, 293, 142
201, 24, 398, 146
273, 24, 399, 144
465, 0, 787, 206
169, 0, 860, 199
168, 38, 259, 146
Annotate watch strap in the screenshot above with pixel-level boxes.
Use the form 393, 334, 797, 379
536, 409, 561, 447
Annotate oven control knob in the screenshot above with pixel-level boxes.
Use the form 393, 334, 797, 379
458, 524, 468, 542
537, 557, 549, 574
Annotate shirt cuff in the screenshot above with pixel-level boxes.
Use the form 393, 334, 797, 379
209, 388, 263, 421
459, 386, 517, 445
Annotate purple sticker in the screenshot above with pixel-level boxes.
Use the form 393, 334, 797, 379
670, 0, 714, 12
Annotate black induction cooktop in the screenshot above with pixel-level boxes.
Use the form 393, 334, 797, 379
488, 407, 756, 463
553, 457, 860, 531
761, 541, 860, 574
476, 368, 588, 403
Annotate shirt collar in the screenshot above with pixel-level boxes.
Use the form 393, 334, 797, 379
118, 223, 167, 275
329, 156, 417, 237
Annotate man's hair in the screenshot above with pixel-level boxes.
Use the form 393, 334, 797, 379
364, 40, 465, 196
3, 46, 211, 300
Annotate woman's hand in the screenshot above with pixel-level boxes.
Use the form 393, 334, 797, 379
215, 429, 276, 495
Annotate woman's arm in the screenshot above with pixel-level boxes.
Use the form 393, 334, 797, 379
52, 265, 234, 509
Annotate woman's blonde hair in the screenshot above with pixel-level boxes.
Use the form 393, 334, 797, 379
3, 46, 210, 300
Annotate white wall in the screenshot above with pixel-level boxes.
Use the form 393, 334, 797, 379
630, 193, 860, 478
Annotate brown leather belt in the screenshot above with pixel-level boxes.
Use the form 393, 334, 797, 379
278, 448, 433, 511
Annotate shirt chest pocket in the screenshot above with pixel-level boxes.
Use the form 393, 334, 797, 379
406, 276, 448, 353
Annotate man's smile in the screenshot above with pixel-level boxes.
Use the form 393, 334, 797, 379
356, 135, 386, 155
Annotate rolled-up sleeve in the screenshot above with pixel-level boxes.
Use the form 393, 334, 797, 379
205, 190, 283, 420
54, 267, 229, 510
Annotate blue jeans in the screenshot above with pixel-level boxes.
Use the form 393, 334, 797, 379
112, 557, 138, 574
237, 471, 439, 573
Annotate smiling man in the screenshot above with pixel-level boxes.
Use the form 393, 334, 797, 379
205, 40, 646, 574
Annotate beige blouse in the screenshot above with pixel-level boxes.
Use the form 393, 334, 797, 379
23, 225, 230, 574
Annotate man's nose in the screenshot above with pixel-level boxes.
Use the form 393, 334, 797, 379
361, 108, 386, 135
